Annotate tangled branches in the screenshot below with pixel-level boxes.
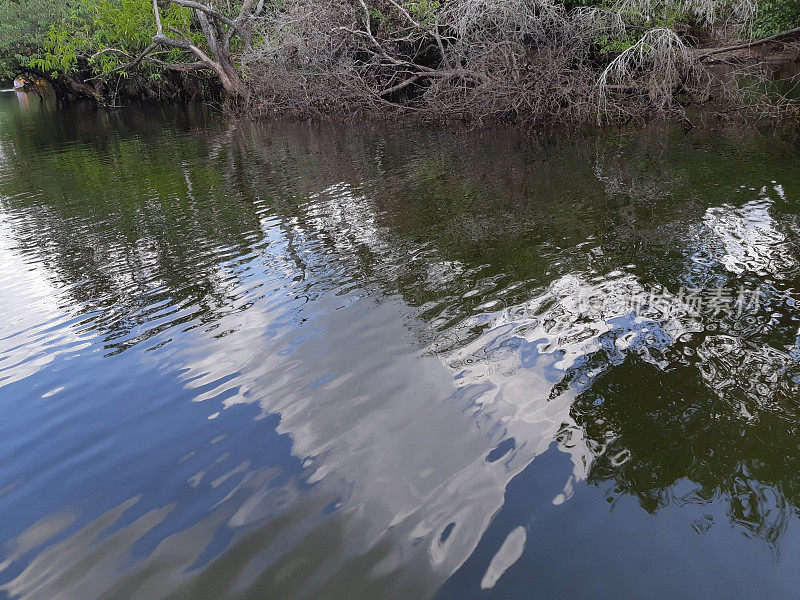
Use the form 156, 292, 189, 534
597, 28, 710, 121
242, 0, 798, 124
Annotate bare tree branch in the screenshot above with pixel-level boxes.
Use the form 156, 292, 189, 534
223, 0, 256, 49
195, 10, 218, 54
378, 74, 421, 96
387, 0, 421, 28
433, 16, 451, 70
170, 0, 237, 29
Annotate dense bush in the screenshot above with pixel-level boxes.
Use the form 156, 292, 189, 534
752, 0, 800, 37
0, 0, 80, 81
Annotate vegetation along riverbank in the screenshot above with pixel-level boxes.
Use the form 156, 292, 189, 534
1, 0, 799, 125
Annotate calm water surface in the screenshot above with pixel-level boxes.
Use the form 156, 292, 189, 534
1, 90, 800, 599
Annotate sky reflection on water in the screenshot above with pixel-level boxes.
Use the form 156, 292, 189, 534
1, 91, 800, 599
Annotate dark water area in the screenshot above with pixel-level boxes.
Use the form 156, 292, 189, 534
1, 89, 800, 599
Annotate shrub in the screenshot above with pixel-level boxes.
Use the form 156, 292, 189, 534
752, 0, 800, 37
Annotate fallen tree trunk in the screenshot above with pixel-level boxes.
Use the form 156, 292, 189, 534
21, 67, 102, 104
698, 27, 800, 61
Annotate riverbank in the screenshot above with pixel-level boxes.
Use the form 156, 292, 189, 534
3, 0, 798, 127
34, 42, 800, 130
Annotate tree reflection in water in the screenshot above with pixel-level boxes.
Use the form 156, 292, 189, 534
2, 94, 800, 597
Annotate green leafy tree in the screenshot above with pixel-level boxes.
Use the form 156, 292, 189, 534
0, 0, 83, 81
33, 0, 195, 77
32, 0, 262, 99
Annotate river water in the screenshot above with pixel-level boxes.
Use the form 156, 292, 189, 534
1, 90, 800, 599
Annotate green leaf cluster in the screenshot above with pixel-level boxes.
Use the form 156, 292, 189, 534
404, 0, 440, 27
752, 0, 800, 37
0, 0, 81, 80
31, 0, 198, 78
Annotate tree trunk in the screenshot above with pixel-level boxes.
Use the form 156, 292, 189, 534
23, 69, 101, 105
215, 58, 250, 101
